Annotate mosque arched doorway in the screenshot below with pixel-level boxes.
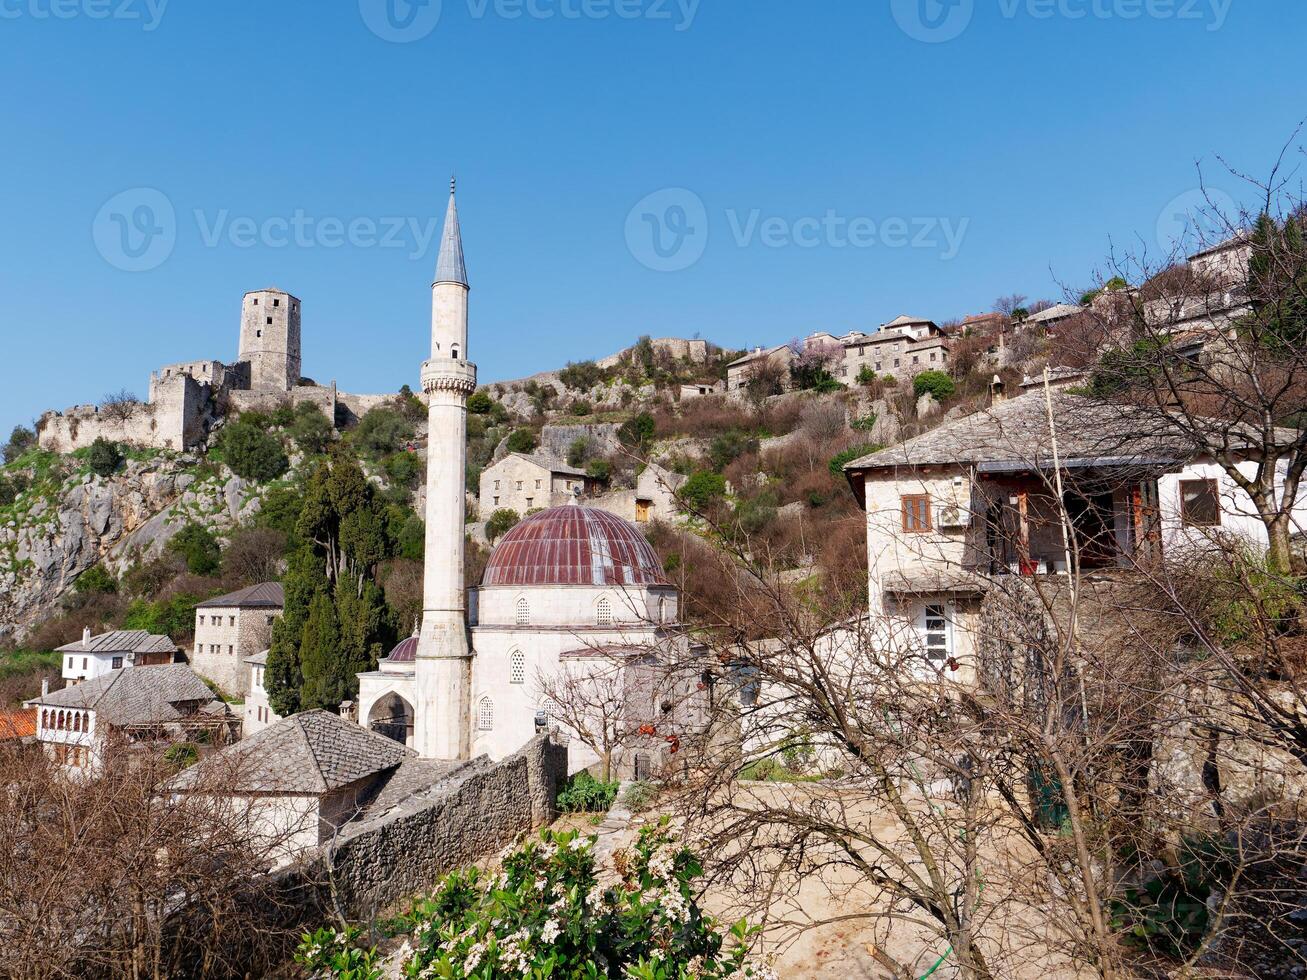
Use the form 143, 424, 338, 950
368, 692, 415, 747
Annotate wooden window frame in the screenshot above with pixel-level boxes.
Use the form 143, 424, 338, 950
1179, 478, 1221, 527
901, 494, 933, 533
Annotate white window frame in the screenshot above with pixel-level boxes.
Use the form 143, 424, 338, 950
478, 697, 494, 731
515, 598, 530, 627
509, 650, 525, 685
920, 602, 952, 663
596, 597, 613, 627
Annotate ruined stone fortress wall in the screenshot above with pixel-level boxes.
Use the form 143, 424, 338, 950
38, 287, 405, 454
597, 337, 709, 370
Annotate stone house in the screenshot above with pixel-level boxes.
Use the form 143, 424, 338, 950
589, 462, 687, 525
168, 710, 424, 857
478, 453, 593, 520
30, 664, 236, 774
57, 628, 178, 684
191, 583, 284, 697
1022, 303, 1085, 335
726, 344, 792, 393
242, 650, 282, 735
842, 390, 1307, 683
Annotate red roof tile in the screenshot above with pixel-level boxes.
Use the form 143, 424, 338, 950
0, 708, 37, 741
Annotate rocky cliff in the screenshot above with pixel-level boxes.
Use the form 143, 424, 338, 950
0, 452, 259, 644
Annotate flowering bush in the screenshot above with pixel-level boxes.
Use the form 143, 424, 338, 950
297, 926, 384, 980
297, 822, 773, 980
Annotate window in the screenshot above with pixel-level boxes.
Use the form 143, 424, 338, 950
228, 645, 234, 656
525, 498, 534, 509
198, 615, 204, 626
902, 494, 932, 533
493, 496, 500, 507
597, 597, 613, 627
66, 657, 73, 670
930, 352, 937, 361
893, 358, 900, 367
112, 656, 123, 670
82, 658, 88, 670
266, 616, 274, 625
229, 616, 236, 627
516, 598, 530, 626
494, 480, 501, 490
510, 650, 525, 685
253, 298, 258, 305
256, 329, 263, 338
1180, 479, 1221, 527
273, 298, 280, 307
478, 697, 495, 731
266, 316, 273, 325
921, 604, 950, 662
535, 479, 542, 490
516, 481, 523, 491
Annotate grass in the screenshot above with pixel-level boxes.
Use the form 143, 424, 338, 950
738, 758, 823, 784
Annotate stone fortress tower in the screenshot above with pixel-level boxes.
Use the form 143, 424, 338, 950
413, 180, 478, 760
238, 287, 303, 391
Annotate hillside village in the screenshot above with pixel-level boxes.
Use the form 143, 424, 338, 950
1, 179, 1306, 980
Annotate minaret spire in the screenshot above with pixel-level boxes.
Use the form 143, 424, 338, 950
434, 178, 468, 288
415, 182, 477, 760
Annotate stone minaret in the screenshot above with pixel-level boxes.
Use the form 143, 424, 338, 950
414, 180, 477, 760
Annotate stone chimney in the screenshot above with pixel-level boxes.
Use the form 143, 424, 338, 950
990, 374, 1007, 405
41, 678, 50, 697
82, 626, 92, 647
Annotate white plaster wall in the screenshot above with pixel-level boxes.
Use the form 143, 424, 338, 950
61, 651, 122, 683
475, 585, 677, 629
1157, 459, 1307, 556
862, 468, 975, 594
243, 663, 282, 735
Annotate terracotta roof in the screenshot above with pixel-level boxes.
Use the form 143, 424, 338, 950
482, 505, 670, 588
0, 709, 36, 741
169, 710, 412, 795
34, 665, 225, 727
196, 582, 285, 609
56, 630, 177, 655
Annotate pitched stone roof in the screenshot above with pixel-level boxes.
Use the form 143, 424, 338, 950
727, 344, 789, 368
1024, 303, 1085, 324
56, 630, 177, 655
169, 710, 412, 795
843, 391, 1191, 475
884, 314, 936, 328
505, 452, 589, 479
244, 649, 269, 666
35, 665, 223, 726
196, 582, 285, 609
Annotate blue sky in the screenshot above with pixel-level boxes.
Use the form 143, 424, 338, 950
1, 0, 1304, 437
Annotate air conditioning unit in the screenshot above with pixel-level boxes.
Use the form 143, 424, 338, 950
938, 505, 970, 529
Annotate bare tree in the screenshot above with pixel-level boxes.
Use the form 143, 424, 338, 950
100, 389, 142, 423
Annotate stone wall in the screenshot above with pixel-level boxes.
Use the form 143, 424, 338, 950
38, 375, 211, 454
540, 423, 622, 461
310, 735, 567, 919
597, 337, 709, 370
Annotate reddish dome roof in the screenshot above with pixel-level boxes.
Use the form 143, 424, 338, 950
482, 506, 669, 588
385, 636, 418, 663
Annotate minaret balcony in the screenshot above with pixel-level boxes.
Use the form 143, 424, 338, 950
421, 358, 477, 396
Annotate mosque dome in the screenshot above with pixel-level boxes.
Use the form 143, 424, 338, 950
383, 635, 418, 663
482, 506, 670, 589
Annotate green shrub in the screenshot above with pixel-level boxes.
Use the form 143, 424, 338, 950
1109, 835, 1231, 958
828, 444, 881, 478
297, 825, 761, 980
351, 407, 414, 460
505, 428, 537, 454
164, 742, 200, 769
218, 422, 288, 482
486, 508, 520, 542
571, 399, 593, 416
567, 436, 592, 468
559, 359, 606, 392
586, 458, 612, 483
3, 426, 35, 465
912, 370, 956, 402
709, 430, 758, 471
123, 593, 203, 637
621, 780, 658, 812
851, 412, 878, 432
0, 473, 20, 507
289, 402, 333, 455
383, 451, 423, 491
270, 404, 296, 428
557, 771, 620, 813
618, 412, 656, 450
75, 564, 118, 595
467, 390, 493, 415
856, 365, 876, 385
87, 438, 122, 478
167, 523, 221, 576
682, 470, 727, 510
